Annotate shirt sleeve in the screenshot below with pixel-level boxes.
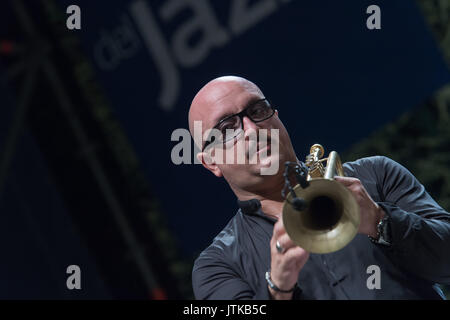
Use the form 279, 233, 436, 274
375, 156, 450, 285
192, 247, 271, 300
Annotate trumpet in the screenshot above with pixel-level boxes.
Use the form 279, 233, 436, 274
281, 144, 360, 254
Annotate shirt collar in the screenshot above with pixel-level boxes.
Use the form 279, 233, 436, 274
237, 198, 278, 223
237, 198, 262, 215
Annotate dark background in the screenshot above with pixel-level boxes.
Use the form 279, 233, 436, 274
0, 0, 449, 299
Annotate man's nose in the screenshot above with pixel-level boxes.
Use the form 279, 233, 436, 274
242, 116, 259, 131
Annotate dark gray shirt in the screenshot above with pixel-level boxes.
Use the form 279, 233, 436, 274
192, 156, 450, 299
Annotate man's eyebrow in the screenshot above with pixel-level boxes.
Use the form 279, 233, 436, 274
244, 96, 265, 108
216, 112, 234, 124
214, 97, 264, 125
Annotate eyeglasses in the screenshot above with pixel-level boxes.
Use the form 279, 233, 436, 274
202, 98, 276, 151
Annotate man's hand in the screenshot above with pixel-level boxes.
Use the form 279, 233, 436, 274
269, 218, 309, 300
335, 176, 385, 238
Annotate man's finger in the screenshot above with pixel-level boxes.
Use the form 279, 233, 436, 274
285, 246, 309, 269
272, 217, 286, 239
275, 233, 296, 253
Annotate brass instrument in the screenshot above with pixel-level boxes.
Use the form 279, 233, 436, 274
282, 144, 360, 254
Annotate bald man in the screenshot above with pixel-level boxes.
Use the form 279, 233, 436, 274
189, 76, 450, 300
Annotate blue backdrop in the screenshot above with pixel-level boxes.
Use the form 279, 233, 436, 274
55, 0, 450, 256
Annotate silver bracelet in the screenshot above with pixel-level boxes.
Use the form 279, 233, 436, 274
265, 271, 297, 293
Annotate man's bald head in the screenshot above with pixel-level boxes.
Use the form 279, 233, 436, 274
187, 75, 298, 197
188, 76, 263, 145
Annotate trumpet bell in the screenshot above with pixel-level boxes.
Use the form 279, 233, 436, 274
282, 178, 360, 254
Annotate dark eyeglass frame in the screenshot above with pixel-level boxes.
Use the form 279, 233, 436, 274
202, 98, 276, 151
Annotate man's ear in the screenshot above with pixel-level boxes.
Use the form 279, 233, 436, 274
197, 152, 223, 178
